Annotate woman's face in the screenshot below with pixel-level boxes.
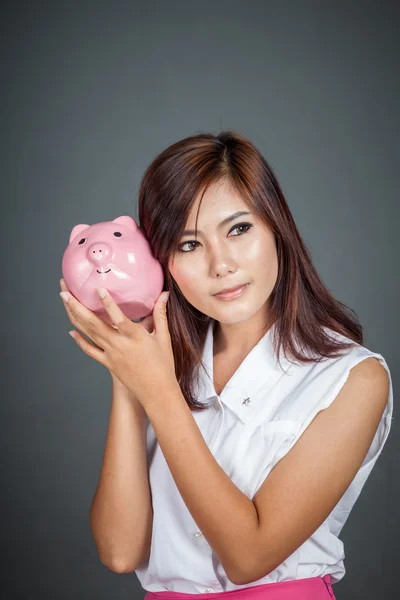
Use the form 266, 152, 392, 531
168, 180, 279, 328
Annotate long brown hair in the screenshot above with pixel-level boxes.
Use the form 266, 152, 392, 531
137, 130, 363, 412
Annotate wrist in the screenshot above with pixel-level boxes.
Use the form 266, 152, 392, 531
111, 374, 134, 395
111, 378, 147, 415
140, 379, 183, 415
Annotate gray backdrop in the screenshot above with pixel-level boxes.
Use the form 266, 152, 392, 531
1, 1, 398, 598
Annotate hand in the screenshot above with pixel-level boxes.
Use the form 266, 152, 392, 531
60, 279, 153, 391
59, 280, 177, 407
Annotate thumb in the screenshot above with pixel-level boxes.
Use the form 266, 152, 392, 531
152, 291, 170, 336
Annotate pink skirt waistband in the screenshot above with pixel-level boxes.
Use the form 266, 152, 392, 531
144, 574, 335, 600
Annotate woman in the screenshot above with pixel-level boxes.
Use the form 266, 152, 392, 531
60, 130, 393, 599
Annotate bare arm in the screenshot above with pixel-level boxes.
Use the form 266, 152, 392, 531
90, 377, 153, 573
59, 277, 154, 573
248, 357, 390, 584
142, 383, 259, 585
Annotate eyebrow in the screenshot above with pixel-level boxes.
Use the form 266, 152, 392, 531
182, 211, 251, 236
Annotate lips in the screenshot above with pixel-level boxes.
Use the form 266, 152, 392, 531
214, 283, 248, 296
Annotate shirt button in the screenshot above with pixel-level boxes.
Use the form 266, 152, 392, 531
204, 588, 214, 593
194, 529, 203, 539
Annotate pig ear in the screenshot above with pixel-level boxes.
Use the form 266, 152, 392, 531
112, 216, 138, 232
69, 224, 90, 244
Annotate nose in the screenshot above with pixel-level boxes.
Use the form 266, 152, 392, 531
87, 242, 112, 266
210, 252, 237, 278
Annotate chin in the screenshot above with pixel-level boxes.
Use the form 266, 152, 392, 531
211, 305, 256, 323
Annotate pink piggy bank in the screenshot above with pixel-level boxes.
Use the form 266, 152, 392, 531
61, 216, 164, 325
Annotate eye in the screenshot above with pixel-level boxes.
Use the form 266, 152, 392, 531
177, 222, 254, 253
78, 238, 86, 245
113, 231, 122, 237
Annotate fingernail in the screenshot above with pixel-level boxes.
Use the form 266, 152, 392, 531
60, 291, 71, 303
68, 331, 76, 339
97, 288, 107, 299
162, 291, 170, 303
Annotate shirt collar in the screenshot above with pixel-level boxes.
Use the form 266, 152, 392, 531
197, 318, 295, 424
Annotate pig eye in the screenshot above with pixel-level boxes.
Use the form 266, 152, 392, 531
78, 238, 86, 245
113, 231, 122, 237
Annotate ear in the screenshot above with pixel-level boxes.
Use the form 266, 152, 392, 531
112, 216, 138, 232
69, 224, 90, 244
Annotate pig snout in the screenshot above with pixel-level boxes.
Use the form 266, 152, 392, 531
87, 242, 113, 272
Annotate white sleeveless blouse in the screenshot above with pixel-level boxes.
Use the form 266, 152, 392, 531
135, 319, 393, 594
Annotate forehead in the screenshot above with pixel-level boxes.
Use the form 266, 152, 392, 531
186, 180, 249, 225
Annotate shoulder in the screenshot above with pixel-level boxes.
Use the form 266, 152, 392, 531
347, 355, 390, 409
319, 353, 390, 439
277, 331, 392, 428
350, 354, 389, 383
322, 325, 390, 407
320, 327, 390, 397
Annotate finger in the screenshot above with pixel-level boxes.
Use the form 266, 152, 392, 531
60, 278, 77, 327
60, 295, 112, 355
96, 288, 133, 334
59, 284, 112, 347
152, 291, 170, 344
68, 329, 110, 368
60, 279, 89, 339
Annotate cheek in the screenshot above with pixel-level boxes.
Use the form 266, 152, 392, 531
244, 237, 278, 278
169, 262, 200, 293
242, 237, 273, 263
241, 239, 261, 261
